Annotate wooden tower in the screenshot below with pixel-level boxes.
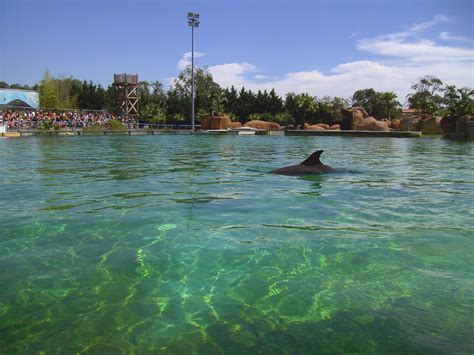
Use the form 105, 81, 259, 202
113, 73, 139, 116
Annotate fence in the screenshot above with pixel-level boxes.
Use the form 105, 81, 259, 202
138, 123, 201, 130
0, 106, 107, 113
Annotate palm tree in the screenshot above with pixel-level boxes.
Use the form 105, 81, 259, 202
295, 94, 317, 128
443, 85, 474, 118
379, 92, 398, 121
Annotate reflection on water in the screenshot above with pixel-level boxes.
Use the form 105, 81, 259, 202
0, 135, 473, 353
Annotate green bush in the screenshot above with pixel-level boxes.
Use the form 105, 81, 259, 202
249, 112, 274, 121
145, 116, 166, 124
107, 119, 127, 130
274, 111, 295, 125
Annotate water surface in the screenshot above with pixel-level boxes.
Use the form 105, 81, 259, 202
1, 135, 473, 353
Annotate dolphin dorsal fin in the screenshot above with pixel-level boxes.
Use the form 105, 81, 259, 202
301, 150, 324, 166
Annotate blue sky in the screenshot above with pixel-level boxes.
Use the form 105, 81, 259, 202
1, 0, 473, 103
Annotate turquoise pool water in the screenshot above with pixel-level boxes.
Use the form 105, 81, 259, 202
0, 135, 473, 354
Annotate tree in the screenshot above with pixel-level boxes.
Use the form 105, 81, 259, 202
69, 81, 81, 109
139, 80, 167, 121
210, 91, 225, 116
407, 76, 444, 115
267, 89, 283, 116
222, 86, 239, 116
138, 80, 152, 107
274, 111, 294, 126
292, 94, 317, 127
50, 75, 82, 108
284, 92, 297, 123
9, 83, 31, 90
315, 96, 349, 124
39, 69, 60, 109
166, 87, 187, 121
141, 104, 167, 123
169, 66, 221, 122
443, 85, 474, 118
352, 88, 401, 118
37, 72, 85, 109
105, 85, 122, 113
235, 87, 256, 119
76, 81, 106, 110
352, 88, 381, 116
378, 92, 399, 120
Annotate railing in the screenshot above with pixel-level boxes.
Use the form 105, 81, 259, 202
13, 124, 203, 133
1, 107, 108, 113
138, 123, 201, 130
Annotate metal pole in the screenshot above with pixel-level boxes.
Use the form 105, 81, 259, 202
191, 25, 195, 132
124, 72, 128, 116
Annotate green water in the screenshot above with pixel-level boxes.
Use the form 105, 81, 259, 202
0, 135, 473, 354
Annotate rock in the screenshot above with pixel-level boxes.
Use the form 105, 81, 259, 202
400, 117, 421, 131
455, 115, 474, 135
441, 115, 474, 137
359, 116, 390, 131
419, 116, 442, 134
440, 116, 456, 134
230, 121, 242, 128
201, 116, 236, 130
390, 119, 401, 130
243, 120, 281, 130
328, 124, 341, 130
303, 123, 327, 131
201, 116, 243, 130
400, 115, 442, 134
340, 107, 389, 131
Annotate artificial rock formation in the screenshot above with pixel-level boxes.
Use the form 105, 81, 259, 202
229, 121, 242, 129
389, 119, 401, 131
440, 115, 474, 137
419, 116, 442, 134
340, 107, 390, 131
400, 116, 421, 131
201, 116, 234, 130
304, 123, 327, 131
455, 115, 474, 135
243, 120, 281, 130
401, 115, 442, 134
303, 123, 341, 131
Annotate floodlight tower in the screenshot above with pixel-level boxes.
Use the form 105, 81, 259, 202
187, 12, 200, 131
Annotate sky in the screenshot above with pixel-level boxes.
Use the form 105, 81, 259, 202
1, 0, 473, 104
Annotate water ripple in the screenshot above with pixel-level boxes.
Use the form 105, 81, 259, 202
0, 135, 473, 353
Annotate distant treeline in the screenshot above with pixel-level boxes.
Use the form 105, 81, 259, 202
1, 69, 472, 126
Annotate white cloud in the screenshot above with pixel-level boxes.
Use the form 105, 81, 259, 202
177, 51, 207, 70
254, 74, 278, 80
206, 60, 473, 104
175, 16, 474, 103
207, 62, 256, 88
377, 15, 449, 42
440, 32, 473, 43
357, 16, 473, 63
407, 15, 448, 33
357, 38, 474, 62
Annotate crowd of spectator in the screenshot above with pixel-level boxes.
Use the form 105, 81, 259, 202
0, 110, 138, 129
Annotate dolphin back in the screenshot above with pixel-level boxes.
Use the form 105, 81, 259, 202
271, 150, 341, 175
301, 150, 324, 166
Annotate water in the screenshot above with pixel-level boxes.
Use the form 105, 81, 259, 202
0, 135, 473, 354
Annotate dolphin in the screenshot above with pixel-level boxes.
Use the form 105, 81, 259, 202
270, 150, 339, 175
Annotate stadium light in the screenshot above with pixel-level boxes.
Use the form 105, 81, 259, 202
187, 12, 200, 131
